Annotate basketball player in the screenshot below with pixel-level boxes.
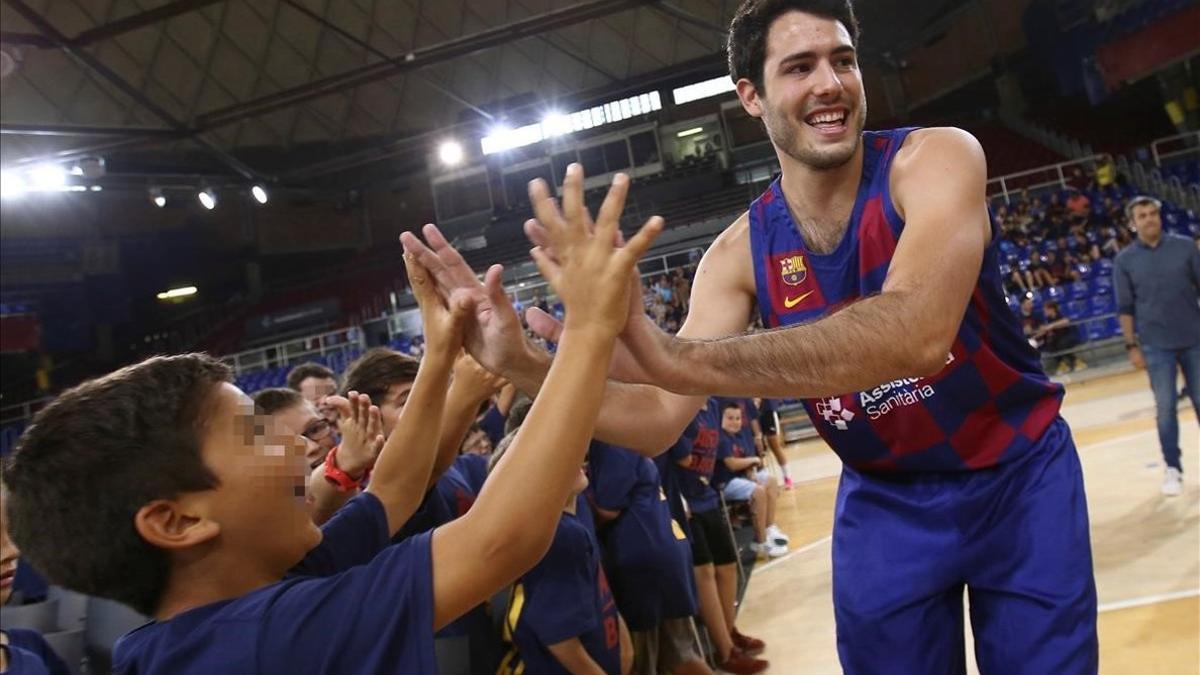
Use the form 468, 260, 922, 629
755, 397, 793, 489
400, 2, 1097, 672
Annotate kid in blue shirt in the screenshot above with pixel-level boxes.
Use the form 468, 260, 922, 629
588, 441, 707, 675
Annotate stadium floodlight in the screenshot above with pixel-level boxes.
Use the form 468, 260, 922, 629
150, 188, 166, 208
676, 127, 705, 138
198, 187, 217, 210
438, 140, 464, 167
1, 170, 28, 200
251, 184, 269, 204
29, 163, 67, 191
156, 286, 198, 301
671, 76, 737, 105
541, 112, 572, 138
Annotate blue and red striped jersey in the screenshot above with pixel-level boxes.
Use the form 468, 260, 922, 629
748, 128, 1064, 472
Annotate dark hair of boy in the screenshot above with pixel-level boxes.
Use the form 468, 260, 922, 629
341, 348, 420, 401
727, 0, 859, 92
252, 387, 305, 415
286, 362, 336, 391
504, 398, 533, 436
3, 354, 230, 616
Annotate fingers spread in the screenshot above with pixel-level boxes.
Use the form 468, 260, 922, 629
622, 216, 664, 261
561, 163, 584, 227
595, 173, 630, 240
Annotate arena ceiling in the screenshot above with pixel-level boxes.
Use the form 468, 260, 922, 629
0, 0, 972, 185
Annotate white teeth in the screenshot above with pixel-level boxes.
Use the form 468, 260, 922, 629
807, 111, 845, 125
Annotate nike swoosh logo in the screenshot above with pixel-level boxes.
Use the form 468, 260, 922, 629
783, 290, 815, 308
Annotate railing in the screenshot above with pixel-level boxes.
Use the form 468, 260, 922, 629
0, 396, 52, 427
219, 326, 367, 378
986, 155, 1103, 203
1150, 130, 1200, 167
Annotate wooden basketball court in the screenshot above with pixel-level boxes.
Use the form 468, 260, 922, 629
738, 369, 1200, 673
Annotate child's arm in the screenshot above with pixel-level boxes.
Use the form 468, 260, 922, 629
364, 253, 472, 535
545, 638, 609, 675
308, 393, 383, 524
428, 168, 662, 630
723, 456, 762, 472
425, 354, 505, 490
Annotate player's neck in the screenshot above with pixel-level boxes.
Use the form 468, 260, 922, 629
778, 143, 864, 217
153, 551, 281, 621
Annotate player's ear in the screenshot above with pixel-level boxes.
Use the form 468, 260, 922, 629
736, 78, 764, 118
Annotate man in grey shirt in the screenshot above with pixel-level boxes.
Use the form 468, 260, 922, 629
1113, 195, 1200, 497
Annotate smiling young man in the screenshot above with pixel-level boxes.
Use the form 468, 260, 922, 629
400, 1, 1097, 672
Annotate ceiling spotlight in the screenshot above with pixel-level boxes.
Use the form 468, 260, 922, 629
438, 140, 464, 167
1, 170, 27, 200
198, 187, 217, 210
150, 188, 166, 208
29, 163, 67, 190
251, 184, 269, 204
156, 285, 197, 301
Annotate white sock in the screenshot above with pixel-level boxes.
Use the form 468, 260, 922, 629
780, 464, 790, 479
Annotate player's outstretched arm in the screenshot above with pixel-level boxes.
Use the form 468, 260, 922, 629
427, 169, 661, 631
363, 254, 473, 535
616, 127, 991, 399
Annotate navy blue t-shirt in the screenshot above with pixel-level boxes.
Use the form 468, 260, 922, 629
655, 419, 697, 539
455, 453, 490, 495
4, 629, 69, 675
504, 511, 621, 675
678, 401, 722, 514
390, 462, 496, 664
392, 463, 476, 543
713, 430, 753, 489
289, 491, 391, 577
588, 442, 696, 630
479, 405, 508, 447
114, 522, 437, 674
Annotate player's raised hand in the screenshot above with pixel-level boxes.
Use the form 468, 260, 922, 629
400, 227, 536, 376
528, 164, 662, 338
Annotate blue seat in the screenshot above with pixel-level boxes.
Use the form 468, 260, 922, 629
1090, 293, 1115, 314
1065, 300, 1088, 319
1070, 281, 1090, 299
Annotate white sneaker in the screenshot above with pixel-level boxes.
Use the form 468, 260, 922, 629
752, 541, 788, 559
1162, 468, 1183, 497
767, 524, 790, 545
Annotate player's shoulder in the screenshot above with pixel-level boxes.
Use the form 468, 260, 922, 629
894, 126, 985, 171
713, 210, 752, 252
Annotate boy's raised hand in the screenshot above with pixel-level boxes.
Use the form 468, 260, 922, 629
528, 164, 662, 338
325, 392, 384, 477
405, 252, 474, 359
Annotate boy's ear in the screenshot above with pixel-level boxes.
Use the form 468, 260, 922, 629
134, 498, 220, 550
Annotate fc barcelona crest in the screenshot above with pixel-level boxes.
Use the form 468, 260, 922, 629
779, 255, 807, 286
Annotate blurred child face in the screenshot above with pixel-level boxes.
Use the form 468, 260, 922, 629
0, 490, 19, 605
199, 384, 322, 575
722, 408, 743, 435
272, 401, 331, 471
297, 376, 337, 407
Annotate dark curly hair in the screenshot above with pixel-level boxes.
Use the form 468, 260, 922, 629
2, 353, 230, 616
728, 0, 860, 93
